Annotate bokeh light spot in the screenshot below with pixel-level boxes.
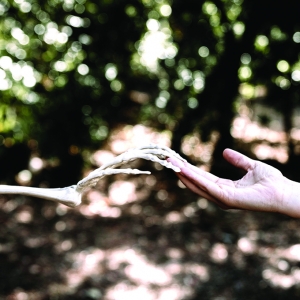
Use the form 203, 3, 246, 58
77, 64, 89, 75
277, 60, 289, 73
198, 46, 209, 58
160, 4, 172, 17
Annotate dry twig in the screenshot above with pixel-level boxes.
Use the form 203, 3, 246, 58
0, 144, 185, 207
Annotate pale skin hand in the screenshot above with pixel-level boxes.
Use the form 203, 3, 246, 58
168, 148, 300, 218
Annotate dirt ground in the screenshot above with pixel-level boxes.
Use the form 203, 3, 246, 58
2, 164, 300, 300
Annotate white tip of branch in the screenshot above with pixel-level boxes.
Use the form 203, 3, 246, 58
170, 165, 181, 172
76, 144, 183, 191
76, 168, 151, 192
0, 144, 183, 208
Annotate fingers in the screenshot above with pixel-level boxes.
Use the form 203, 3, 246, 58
167, 156, 232, 198
168, 149, 286, 214
223, 148, 256, 171
167, 151, 253, 210
177, 173, 213, 200
168, 156, 235, 188
167, 157, 232, 209
177, 173, 231, 209
168, 157, 220, 182
169, 149, 255, 175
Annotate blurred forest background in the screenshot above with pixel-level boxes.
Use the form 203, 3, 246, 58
2, 0, 300, 299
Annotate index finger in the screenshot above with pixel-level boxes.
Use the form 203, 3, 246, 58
167, 157, 219, 181
168, 156, 231, 186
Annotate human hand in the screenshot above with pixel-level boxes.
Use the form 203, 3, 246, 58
168, 149, 300, 218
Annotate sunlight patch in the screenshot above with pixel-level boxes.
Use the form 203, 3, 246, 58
108, 181, 137, 205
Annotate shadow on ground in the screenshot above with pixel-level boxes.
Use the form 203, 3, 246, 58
1, 162, 300, 300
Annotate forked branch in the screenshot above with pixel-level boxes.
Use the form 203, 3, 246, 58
0, 144, 185, 207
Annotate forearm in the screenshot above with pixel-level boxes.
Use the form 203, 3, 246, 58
280, 177, 300, 218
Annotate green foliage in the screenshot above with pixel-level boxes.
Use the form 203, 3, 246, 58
1, 0, 300, 180
0, 0, 149, 151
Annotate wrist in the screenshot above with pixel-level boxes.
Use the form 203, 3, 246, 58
281, 177, 300, 218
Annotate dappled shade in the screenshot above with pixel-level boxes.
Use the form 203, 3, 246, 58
2, 0, 300, 298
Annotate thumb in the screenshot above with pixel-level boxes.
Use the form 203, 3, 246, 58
223, 148, 256, 171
